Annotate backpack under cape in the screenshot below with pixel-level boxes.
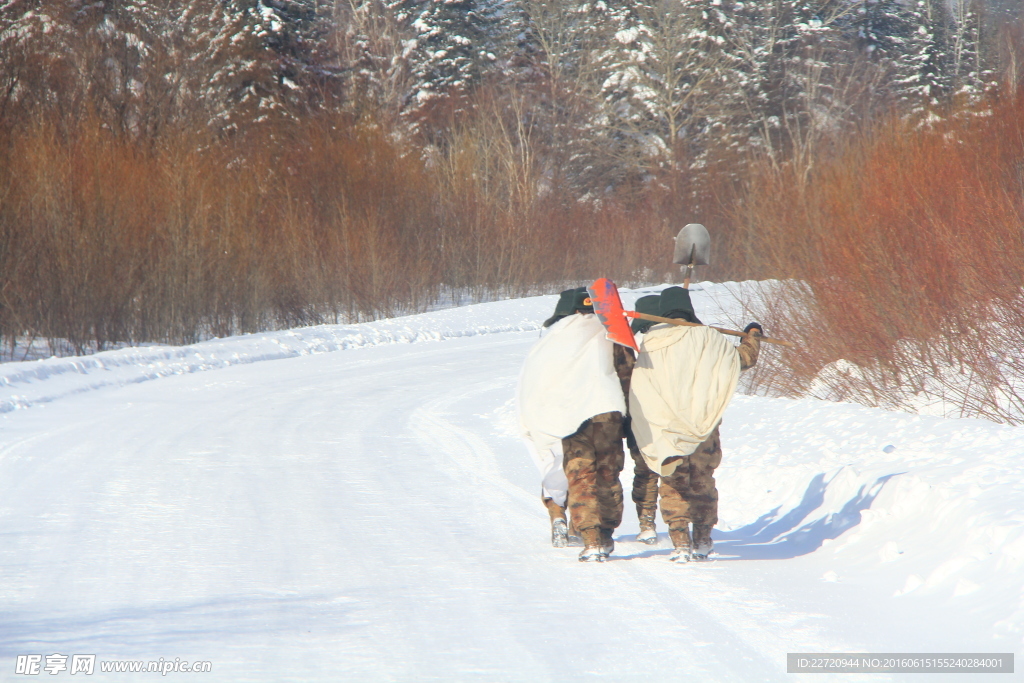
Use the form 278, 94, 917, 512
628, 324, 740, 476
517, 314, 627, 506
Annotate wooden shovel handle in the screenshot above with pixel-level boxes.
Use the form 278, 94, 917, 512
628, 312, 796, 347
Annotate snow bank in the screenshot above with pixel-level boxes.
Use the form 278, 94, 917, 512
0, 298, 550, 413
718, 394, 1024, 647
0, 281, 755, 414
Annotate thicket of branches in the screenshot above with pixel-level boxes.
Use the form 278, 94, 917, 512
738, 92, 1024, 423
0, 108, 686, 351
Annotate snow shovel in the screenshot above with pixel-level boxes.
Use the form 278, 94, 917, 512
673, 223, 710, 289
587, 278, 795, 349
588, 277, 640, 351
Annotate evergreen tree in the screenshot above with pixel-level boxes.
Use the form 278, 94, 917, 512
708, 0, 849, 160
907, 0, 954, 114
847, 0, 918, 97
948, 0, 991, 101
577, 0, 646, 189
518, 0, 603, 148
519, 0, 626, 192
896, 0, 997, 118
0, 0, 337, 135
391, 0, 516, 125
596, 0, 721, 175
194, 0, 338, 132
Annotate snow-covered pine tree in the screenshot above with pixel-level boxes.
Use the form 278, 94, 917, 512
513, 0, 626, 194
552, 0, 734, 195
947, 0, 993, 102
847, 0, 914, 58
518, 0, 600, 157
594, 0, 722, 178
843, 0, 919, 109
0, 0, 141, 128
569, 0, 644, 191
896, 0, 1001, 121
520, 0, 595, 95
391, 0, 516, 133
0, 0, 337, 136
903, 0, 954, 116
331, 0, 414, 121
710, 0, 850, 165
195, 0, 338, 133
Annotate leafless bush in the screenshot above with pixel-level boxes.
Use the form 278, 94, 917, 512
0, 96, 703, 356
738, 93, 1024, 422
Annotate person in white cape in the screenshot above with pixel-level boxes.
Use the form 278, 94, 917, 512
517, 287, 635, 562
628, 286, 762, 562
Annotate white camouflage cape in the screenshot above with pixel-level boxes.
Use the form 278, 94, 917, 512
517, 314, 626, 506
629, 324, 740, 476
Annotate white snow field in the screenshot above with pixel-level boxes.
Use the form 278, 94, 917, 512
0, 283, 1021, 682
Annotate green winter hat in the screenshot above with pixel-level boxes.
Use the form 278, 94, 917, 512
630, 295, 661, 335
542, 287, 594, 327
659, 286, 702, 325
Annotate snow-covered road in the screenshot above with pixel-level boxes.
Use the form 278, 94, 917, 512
1, 287, 1021, 681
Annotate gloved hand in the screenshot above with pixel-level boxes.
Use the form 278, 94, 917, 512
744, 322, 764, 336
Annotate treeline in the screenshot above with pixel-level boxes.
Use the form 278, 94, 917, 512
3, 0, 1024, 423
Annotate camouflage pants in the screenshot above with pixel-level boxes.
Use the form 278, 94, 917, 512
562, 412, 625, 534
542, 495, 566, 523
659, 425, 723, 528
629, 446, 660, 516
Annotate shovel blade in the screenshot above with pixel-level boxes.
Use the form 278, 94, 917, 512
673, 223, 711, 266
587, 278, 639, 352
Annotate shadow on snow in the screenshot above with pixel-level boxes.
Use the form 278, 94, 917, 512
710, 470, 903, 561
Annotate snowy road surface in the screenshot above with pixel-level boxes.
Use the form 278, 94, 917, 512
0, 286, 1021, 681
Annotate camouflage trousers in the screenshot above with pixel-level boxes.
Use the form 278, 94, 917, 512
629, 446, 660, 516
659, 425, 723, 529
562, 412, 625, 534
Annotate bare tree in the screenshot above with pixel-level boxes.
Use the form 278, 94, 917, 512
996, 20, 1024, 95
330, 0, 414, 123
722, 0, 858, 171
519, 0, 609, 184
603, 0, 724, 181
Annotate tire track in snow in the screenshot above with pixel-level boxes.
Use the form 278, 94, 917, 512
409, 378, 539, 508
